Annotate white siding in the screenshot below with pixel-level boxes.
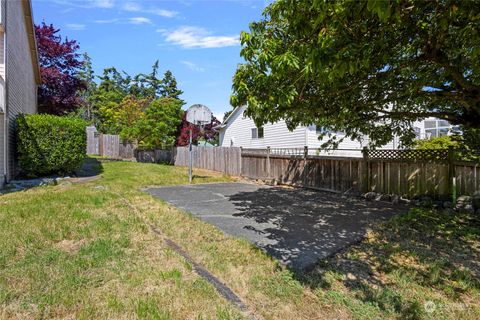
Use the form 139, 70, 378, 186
306, 125, 397, 157
220, 107, 399, 157
220, 106, 308, 148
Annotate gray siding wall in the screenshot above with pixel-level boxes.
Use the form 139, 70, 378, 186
4, 0, 37, 180
0, 113, 4, 183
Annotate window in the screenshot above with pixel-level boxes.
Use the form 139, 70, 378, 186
421, 119, 454, 138
413, 126, 421, 138
251, 127, 264, 139
425, 129, 436, 138
438, 128, 450, 136
315, 126, 344, 135
438, 120, 450, 127
424, 120, 436, 129
316, 126, 328, 135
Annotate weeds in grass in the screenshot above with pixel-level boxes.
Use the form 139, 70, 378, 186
1, 160, 479, 319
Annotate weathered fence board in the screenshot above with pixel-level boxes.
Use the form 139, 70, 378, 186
85, 127, 480, 198
86, 128, 135, 159
86, 126, 99, 155
98, 134, 120, 158
119, 141, 135, 159
174, 146, 241, 176
134, 149, 172, 163
240, 148, 480, 198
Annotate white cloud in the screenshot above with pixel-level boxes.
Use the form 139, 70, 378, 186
180, 60, 205, 72
94, 18, 120, 24
149, 8, 178, 18
90, 0, 114, 8
160, 26, 239, 49
122, 2, 141, 12
52, 0, 114, 9
128, 17, 152, 25
54, 0, 177, 18
94, 17, 152, 25
65, 23, 86, 30
122, 1, 178, 18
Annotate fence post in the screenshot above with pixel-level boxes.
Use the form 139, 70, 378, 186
303, 146, 308, 186
98, 133, 104, 157
240, 147, 243, 177
448, 146, 456, 203
362, 147, 370, 193
266, 146, 271, 179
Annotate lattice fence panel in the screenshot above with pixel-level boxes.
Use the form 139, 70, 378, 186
367, 149, 450, 162
270, 148, 305, 156
241, 148, 269, 156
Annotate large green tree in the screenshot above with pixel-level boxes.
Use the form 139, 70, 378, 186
231, 0, 480, 148
134, 98, 184, 148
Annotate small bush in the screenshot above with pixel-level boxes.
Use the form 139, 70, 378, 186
16, 114, 87, 177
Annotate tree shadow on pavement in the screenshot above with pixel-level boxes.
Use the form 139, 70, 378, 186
228, 187, 480, 318
227, 186, 407, 271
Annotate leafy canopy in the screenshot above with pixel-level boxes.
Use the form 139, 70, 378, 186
231, 0, 480, 148
35, 23, 85, 114
136, 98, 184, 148
92, 62, 185, 143
175, 113, 221, 147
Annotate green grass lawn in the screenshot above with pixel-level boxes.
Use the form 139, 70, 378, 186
0, 160, 478, 319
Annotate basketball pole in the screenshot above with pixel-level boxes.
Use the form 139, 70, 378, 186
189, 128, 193, 183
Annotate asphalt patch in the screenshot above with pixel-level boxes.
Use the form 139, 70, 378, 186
146, 182, 406, 271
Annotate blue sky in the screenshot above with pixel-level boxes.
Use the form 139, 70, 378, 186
32, 0, 269, 120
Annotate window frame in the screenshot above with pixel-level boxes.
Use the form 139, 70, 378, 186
251, 127, 264, 139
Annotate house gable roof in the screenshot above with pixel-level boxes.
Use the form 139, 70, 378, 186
216, 106, 246, 130
22, 0, 41, 85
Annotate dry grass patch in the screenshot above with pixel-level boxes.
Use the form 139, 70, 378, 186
2, 160, 478, 319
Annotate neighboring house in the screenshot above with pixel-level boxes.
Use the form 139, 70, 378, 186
0, 0, 41, 186
412, 117, 459, 140
218, 106, 456, 156
218, 106, 397, 157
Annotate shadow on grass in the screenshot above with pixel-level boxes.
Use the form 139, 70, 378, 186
75, 157, 104, 177
2, 158, 104, 195
301, 208, 480, 319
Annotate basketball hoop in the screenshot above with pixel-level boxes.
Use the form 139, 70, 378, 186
185, 104, 213, 183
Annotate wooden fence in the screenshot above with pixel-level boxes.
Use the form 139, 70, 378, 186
85, 126, 479, 198
86, 127, 136, 159
135, 149, 173, 164
241, 148, 480, 198
173, 146, 242, 176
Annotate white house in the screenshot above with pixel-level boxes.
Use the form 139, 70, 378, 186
218, 106, 456, 156
218, 106, 398, 157
412, 117, 459, 140
0, 0, 41, 185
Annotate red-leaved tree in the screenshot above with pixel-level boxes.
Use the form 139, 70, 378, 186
176, 113, 221, 146
35, 23, 85, 114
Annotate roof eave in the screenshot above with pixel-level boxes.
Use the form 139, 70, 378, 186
22, 0, 41, 85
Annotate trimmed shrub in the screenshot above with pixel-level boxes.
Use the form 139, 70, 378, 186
16, 114, 87, 177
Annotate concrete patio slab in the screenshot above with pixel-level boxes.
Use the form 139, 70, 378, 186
145, 183, 407, 271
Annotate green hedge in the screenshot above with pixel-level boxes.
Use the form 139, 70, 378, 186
16, 114, 87, 177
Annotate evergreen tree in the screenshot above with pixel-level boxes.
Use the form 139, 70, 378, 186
160, 70, 183, 100
77, 52, 98, 123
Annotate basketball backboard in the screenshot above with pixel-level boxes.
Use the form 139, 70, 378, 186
186, 104, 212, 126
